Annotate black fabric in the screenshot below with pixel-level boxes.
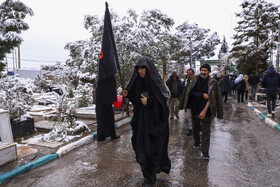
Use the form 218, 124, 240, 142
95, 3, 119, 138
98, 2, 119, 81
171, 81, 178, 98
236, 79, 246, 91
248, 74, 260, 85
140, 162, 156, 185
96, 75, 117, 105
96, 103, 117, 138
166, 78, 183, 99
219, 75, 231, 93
190, 76, 210, 117
126, 56, 170, 107
126, 57, 171, 174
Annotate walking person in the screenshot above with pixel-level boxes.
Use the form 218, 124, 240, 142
179, 64, 223, 160
261, 66, 280, 117
243, 75, 250, 101
166, 72, 183, 119
122, 56, 171, 186
219, 74, 231, 103
234, 74, 246, 103
183, 68, 195, 136
249, 71, 260, 100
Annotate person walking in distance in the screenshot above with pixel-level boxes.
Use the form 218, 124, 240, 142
219, 74, 231, 103
122, 56, 171, 186
166, 72, 183, 119
179, 64, 223, 160
182, 68, 195, 136
249, 71, 260, 100
234, 74, 246, 103
261, 65, 280, 117
243, 75, 250, 101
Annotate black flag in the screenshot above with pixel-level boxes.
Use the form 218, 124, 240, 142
95, 2, 119, 140
96, 2, 119, 105
98, 2, 120, 81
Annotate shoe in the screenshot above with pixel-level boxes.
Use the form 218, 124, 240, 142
97, 136, 106, 141
111, 135, 120, 140
267, 113, 272, 117
187, 130, 192, 136
202, 152, 210, 160
272, 111, 275, 115
193, 144, 200, 149
175, 114, 180, 119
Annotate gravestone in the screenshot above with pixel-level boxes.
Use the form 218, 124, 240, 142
0, 109, 17, 166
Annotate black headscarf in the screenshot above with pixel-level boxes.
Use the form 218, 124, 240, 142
126, 56, 170, 106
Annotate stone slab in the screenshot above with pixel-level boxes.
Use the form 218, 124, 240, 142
17, 146, 37, 159
0, 143, 17, 166
34, 121, 54, 132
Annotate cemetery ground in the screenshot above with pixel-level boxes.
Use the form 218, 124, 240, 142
1, 96, 280, 186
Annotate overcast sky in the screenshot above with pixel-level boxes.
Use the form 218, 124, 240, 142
4, 0, 280, 70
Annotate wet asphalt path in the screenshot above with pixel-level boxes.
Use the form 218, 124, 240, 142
4, 98, 280, 187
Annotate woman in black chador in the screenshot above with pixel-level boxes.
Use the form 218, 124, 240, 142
122, 56, 171, 186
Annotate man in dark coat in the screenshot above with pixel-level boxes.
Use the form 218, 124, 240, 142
261, 66, 280, 116
166, 72, 183, 119
122, 56, 171, 186
219, 74, 231, 103
179, 64, 223, 160
248, 71, 260, 100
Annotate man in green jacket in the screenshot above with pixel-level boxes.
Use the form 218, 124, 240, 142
179, 64, 223, 160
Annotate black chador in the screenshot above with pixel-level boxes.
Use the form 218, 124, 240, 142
126, 56, 171, 185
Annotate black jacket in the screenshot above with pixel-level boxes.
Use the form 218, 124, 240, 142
166, 78, 183, 99
248, 74, 260, 85
236, 79, 246, 91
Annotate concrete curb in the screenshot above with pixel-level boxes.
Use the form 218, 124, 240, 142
247, 102, 280, 132
0, 116, 132, 184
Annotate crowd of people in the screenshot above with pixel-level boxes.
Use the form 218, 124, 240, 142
110, 56, 280, 186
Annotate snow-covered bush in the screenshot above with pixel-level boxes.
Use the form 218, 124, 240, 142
76, 83, 93, 107
42, 120, 90, 143
0, 75, 34, 122
53, 85, 76, 124
34, 73, 53, 93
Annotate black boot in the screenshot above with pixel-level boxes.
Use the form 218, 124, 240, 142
111, 134, 120, 140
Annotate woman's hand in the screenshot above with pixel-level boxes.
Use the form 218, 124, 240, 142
122, 90, 128, 97
141, 94, 147, 105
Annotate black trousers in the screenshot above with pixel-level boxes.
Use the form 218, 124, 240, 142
192, 115, 211, 154
237, 90, 244, 102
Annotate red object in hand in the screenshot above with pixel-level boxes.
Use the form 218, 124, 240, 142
113, 96, 123, 108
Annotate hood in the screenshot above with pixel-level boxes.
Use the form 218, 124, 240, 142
224, 74, 229, 80
267, 65, 276, 74
169, 72, 178, 79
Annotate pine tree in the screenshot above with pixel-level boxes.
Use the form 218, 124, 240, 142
231, 0, 280, 75
218, 36, 229, 59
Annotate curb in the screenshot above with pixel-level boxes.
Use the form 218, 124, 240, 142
0, 116, 132, 184
247, 102, 280, 132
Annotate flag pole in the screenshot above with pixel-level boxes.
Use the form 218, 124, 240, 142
118, 69, 130, 117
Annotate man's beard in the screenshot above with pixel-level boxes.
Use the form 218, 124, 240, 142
200, 74, 208, 79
